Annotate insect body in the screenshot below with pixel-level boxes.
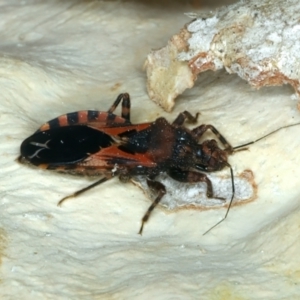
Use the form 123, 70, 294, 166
18, 93, 300, 235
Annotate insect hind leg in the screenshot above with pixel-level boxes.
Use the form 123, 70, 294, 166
57, 177, 110, 206
172, 111, 199, 126
139, 179, 166, 235
107, 93, 131, 121
192, 124, 233, 153
167, 168, 224, 200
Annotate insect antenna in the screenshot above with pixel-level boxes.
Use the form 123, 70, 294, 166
203, 163, 234, 235
203, 121, 300, 235
233, 122, 300, 150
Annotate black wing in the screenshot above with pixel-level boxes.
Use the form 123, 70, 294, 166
20, 125, 114, 165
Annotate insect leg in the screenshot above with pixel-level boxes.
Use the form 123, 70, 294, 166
57, 177, 110, 206
168, 165, 235, 235
192, 124, 233, 153
172, 111, 199, 126
107, 93, 131, 121
167, 168, 217, 199
139, 179, 166, 235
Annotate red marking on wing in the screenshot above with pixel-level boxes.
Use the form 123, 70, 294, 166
80, 145, 156, 168
95, 123, 152, 136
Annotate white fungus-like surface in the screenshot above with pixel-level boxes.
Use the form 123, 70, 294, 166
146, 0, 300, 111
2, 0, 300, 299
133, 170, 255, 211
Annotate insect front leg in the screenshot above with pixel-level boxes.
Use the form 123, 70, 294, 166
107, 93, 131, 121
139, 179, 166, 235
172, 111, 199, 126
192, 124, 233, 153
57, 176, 111, 206
167, 167, 224, 200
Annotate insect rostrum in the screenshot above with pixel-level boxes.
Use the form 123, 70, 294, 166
18, 93, 300, 235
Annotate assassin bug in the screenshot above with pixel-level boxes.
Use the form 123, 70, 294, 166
18, 93, 300, 235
